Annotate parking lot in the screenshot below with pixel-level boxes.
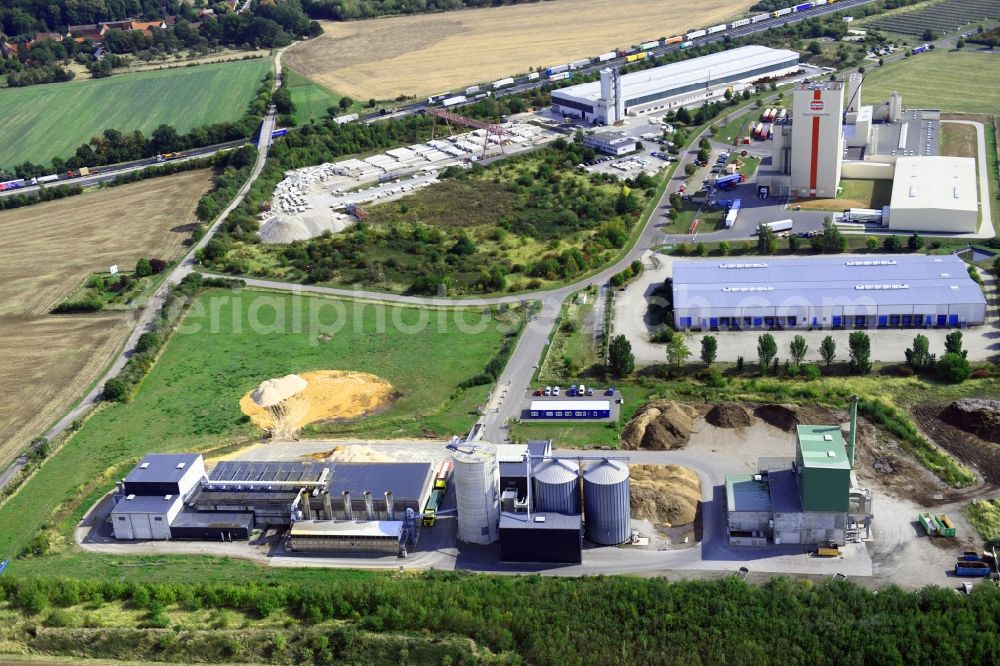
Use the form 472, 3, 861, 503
518, 386, 624, 422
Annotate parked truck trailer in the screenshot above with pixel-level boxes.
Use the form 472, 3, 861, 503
758, 219, 794, 233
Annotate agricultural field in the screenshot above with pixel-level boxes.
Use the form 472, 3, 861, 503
283, 0, 756, 100
866, 0, 1000, 38
211, 142, 655, 294
861, 49, 1000, 115
0, 58, 272, 169
0, 288, 513, 578
284, 68, 344, 124
0, 170, 214, 471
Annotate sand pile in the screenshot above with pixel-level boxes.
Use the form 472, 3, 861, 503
752, 403, 838, 432
621, 401, 696, 450
941, 399, 1000, 443
310, 445, 395, 463
240, 370, 395, 437
630, 464, 701, 527
705, 403, 755, 429
258, 211, 353, 244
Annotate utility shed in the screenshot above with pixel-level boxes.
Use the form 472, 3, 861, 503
499, 512, 583, 564
887, 156, 978, 233
795, 426, 851, 513
123, 453, 205, 498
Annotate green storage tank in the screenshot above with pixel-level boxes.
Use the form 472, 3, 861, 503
795, 425, 851, 513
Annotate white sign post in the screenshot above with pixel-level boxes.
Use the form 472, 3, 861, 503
109, 265, 118, 276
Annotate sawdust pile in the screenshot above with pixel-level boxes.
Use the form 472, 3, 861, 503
630, 464, 701, 527
240, 370, 395, 439
309, 445, 395, 463
621, 401, 697, 450
705, 403, 755, 429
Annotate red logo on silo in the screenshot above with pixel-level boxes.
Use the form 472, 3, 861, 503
809, 100, 825, 111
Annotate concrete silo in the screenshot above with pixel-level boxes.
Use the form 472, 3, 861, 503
532, 459, 580, 514
453, 442, 500, 544
583, 459, 630, 545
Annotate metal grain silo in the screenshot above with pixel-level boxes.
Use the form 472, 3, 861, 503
583, 459, 630, 545
453, 442, 500, 544
532, 459, 580, 514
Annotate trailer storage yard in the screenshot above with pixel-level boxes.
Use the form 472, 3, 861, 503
257, 121, 559, 243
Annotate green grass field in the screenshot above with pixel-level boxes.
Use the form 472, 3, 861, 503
285, 68, 342, 124
862, 49, 1000, 115
0, 288, 512, 580
0, 59, 272, 169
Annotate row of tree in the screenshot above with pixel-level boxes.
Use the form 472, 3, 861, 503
4, 572, 1000, 664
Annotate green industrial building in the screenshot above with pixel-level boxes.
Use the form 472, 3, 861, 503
794, 425, 852, 513
726, 401, 873, 547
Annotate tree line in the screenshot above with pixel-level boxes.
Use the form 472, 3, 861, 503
3, 573, 1000, 664
2, 1, 317, 88
301, 0, 539, 21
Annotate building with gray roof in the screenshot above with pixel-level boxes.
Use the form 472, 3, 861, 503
552, 46, 800, 124
672, 254, 986, 331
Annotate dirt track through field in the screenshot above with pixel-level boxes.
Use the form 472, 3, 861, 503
0, 170, 213, 469
285, 0, 756, 100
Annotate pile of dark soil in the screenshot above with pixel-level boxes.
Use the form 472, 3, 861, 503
940, 399, 1000, 443
705, 403, 755, 428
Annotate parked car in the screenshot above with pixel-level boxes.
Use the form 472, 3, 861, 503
587, 388, 594, 396
533, 389, 542, 396
553, 386, 561, 396
605, 386, 615, 395
544, 386, 552, 396
578, 384, 586, 396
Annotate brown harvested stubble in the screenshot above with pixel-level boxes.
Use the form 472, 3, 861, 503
284, 0, 756, 100
0, 170, 214, 468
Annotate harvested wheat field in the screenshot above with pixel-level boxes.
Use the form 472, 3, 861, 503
630, 464, 702, 527
285, 0, 756, 100
240, 370, 396, 437
0, 170, 213, 468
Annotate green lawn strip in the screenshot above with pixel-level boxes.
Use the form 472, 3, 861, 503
0, 59, 272, 169
0, 288, 511, 570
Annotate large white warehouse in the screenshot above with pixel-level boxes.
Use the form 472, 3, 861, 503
551, 46, 800, 125
886, 156, 979, 233
672, 254, 986, 330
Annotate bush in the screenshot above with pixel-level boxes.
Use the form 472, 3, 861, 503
102, 377, 130, 402
937, 352, 971, 383
801, 364, 821, 380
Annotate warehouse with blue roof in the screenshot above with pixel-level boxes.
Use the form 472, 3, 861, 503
672, 254, 986, 331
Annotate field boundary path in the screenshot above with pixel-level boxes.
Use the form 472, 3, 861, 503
0, 62, 283, 494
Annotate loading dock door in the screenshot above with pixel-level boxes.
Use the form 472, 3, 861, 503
948, 314, 959, 326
